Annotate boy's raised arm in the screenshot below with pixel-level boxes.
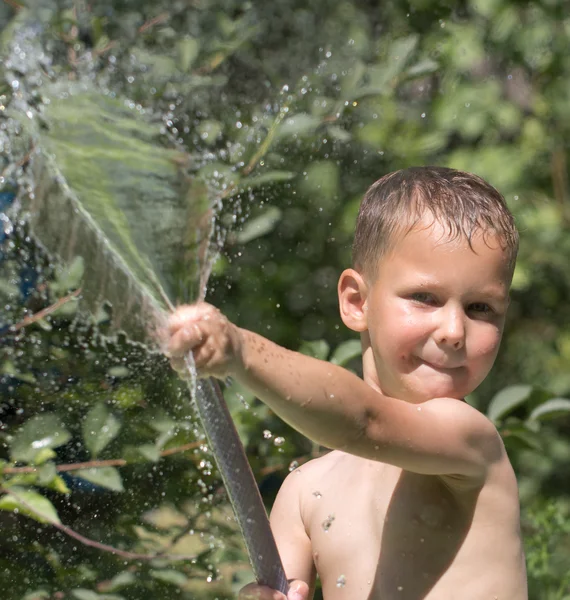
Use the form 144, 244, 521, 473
166, 303, 503, 479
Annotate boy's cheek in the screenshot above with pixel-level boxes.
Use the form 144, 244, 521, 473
471, 327, 503, 361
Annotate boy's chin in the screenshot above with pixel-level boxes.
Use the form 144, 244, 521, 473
401, 374, 471, 403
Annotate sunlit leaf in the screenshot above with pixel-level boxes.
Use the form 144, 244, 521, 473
10, 414, 71, 464
299, 340, 330, 361
406, 58, 439, 78
330, 339, 362, 366
0, 486, 60, 524
150, 569, 189, 587
501, 427, 543, 452
22, 590, 50, 600
37, 462, 70, 494
528, 398, 570, 422
75, 467, 124, 492
278, 113, 322, 138
177, 36, 200, 72
137, 445, 161, 462
197, 120, 223, 146
326, 125, 352, 142
82, 403, 121, 458
99, 571, 137, 593
242, 171, 296, 189
72, 590, 124, 600
487, 385, 533, 424
51, 256, 84, 295
236, 207, 282, 244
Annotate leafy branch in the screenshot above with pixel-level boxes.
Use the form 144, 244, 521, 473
2, 441, 201, 474
0, 289, 82, 339
0, 486, 200, 562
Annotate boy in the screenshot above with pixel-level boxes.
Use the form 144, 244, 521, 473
166, 167, 528, 599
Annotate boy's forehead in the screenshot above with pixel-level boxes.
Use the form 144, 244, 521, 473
374, 218, 514, 284
394, 215, 507, 255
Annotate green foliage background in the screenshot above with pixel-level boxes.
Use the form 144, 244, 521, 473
1, 0, 570, 598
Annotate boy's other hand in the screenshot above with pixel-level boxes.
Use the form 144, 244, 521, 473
238, 580, 309, 600
164, 302, 242, 379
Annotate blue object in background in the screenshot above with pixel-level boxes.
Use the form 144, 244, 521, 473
0, 185, 39, 338
0, 188, 16, 247
0, 185, 38, 299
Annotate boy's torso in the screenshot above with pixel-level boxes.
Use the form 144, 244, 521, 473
298, 450, 527, 600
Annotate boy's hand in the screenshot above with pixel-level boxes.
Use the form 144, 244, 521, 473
165, 302, 243, 379
238, 580, 309, 600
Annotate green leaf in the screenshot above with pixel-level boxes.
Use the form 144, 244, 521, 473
137, 445, 161, 462
22, 590, 50, 600
99, 571, 137, 592
236, 207, 282, 244
278, 113, 322, 138
487, 385, 533, 424
149, 569, 189, 587
72, 590, 124, 600
242, 170, 296, 189
406, 58, 439, 78
527, 398, 570, 422
52, 256, 85, 294
37, 462, 70, 494
326, 125, 352, 142
0, 487, 60, 524
83, 403, 121, 458
10, 414, 71, 464
329, 339, 362, 367
299, 340, 330, 361
197, 120, 223, 146
501, 426, 543, 452
75, 467, 124, 492
37, 462, 57, 486
177, 37, 200, 72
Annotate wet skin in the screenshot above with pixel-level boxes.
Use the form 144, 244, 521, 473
167, 220, 528, 599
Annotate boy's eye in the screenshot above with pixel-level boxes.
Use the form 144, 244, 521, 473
468, 302, 492, 314
410, 292, 436, 305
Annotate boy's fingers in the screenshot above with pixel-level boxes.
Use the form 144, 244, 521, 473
237, 580, 308, 600
237, 583, 286, 599
167, 324, 203, 357
288, 580, 309, 600
167, 302, 217, 334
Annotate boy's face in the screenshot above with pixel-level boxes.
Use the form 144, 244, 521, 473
344, 218, 513, 403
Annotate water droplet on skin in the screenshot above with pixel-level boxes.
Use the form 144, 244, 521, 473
288, 460, 299, 472
417, 406, 422, 411
336, 575, 346, 588
322, 513, 335, 532
312, 490, 322, 499
397, 585, 403, 591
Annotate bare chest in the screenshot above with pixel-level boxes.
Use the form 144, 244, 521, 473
304, 461, 479, 599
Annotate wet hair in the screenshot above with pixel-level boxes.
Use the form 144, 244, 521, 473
352, 166, 519, 279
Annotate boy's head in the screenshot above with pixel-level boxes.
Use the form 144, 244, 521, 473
339, 167, 519, 402
352, 166, 518, 283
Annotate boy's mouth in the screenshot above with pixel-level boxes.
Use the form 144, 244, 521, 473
417, 357, 464, 372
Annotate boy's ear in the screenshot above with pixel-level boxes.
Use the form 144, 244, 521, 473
338, 268, 369, 332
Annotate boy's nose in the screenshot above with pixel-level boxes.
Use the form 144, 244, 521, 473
434, 305, 466, 350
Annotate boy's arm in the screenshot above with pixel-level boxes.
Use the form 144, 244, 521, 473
238, 471, 315, 600
167, 304, 502, 479
236, 328, 501, 479
270, 471, 316, 598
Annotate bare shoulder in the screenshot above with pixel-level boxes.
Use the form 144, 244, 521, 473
280, 451, 346, 492
427, 397, 504, 457
276, 451, 353, 506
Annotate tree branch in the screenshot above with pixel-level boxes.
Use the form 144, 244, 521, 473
0, 289, 82, 339
3, 441, 201, 474
0, 487, 199, 562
